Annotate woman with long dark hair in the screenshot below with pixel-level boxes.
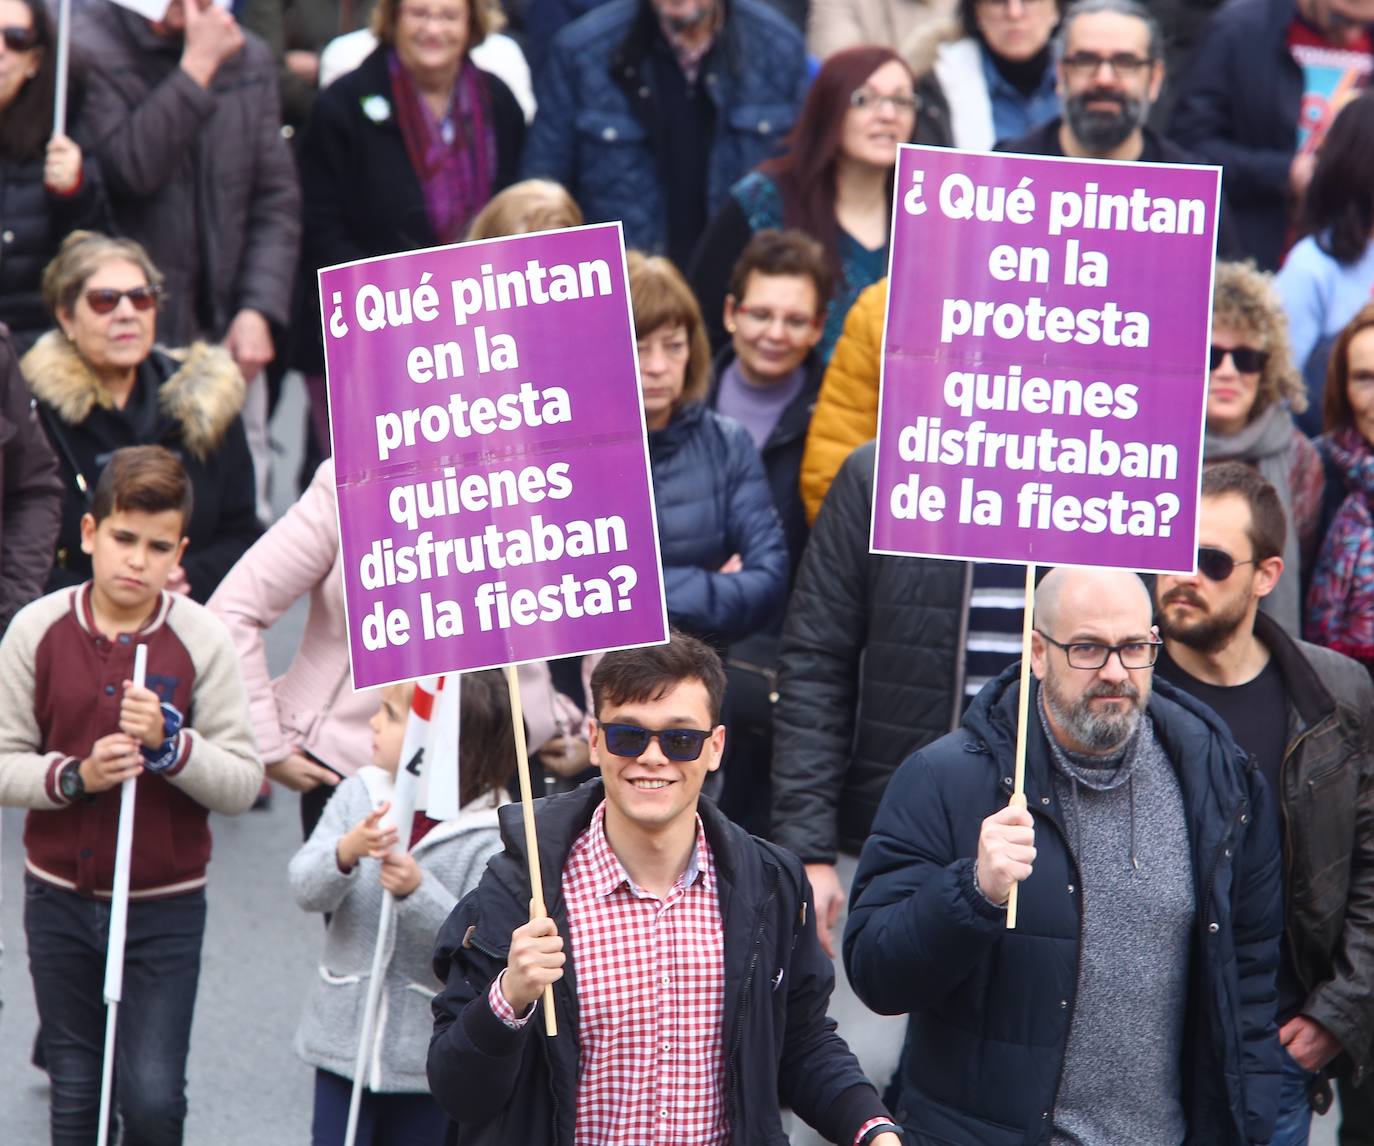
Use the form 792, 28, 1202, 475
688, 45, 916, 362
0, 0, 106, 350
1277, 91, 1374, 433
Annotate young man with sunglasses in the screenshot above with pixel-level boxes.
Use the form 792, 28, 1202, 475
844, 562, 1282, 1145
1155, 461, 1374, 1146
428, 631, 902, 1146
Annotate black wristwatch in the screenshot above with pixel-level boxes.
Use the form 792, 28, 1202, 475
58, 760, 86, 802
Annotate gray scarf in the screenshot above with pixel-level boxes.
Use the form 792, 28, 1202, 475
1204, 403, 1300, 636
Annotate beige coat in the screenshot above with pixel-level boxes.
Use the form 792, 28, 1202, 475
807, 0, 956, 70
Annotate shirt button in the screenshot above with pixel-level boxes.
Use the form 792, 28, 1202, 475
104, 685, 115, 696
661, 976, 670, 985
660, 1109, 669, 1118
1059, 999, 1068, 1009
1208, 922, 1220, 934
80, 848, 93, 859
662, 1043, 670, 1052
602, 127, 618, 141
1067, 884, 1075, 893
2, 229, 13, 243
118, 634, 131, 644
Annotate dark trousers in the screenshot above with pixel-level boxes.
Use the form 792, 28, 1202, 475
312, 1069, 448, 1146
25, 875, 205, 1146
1341, 1074, 1374, 1146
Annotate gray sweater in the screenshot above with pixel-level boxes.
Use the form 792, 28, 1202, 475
288, 768, 505, 1092
1040, 704, 1195, 1146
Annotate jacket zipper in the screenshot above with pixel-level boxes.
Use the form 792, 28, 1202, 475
1036, 800, 1083, 1141
1277, 722, 1321, 995
725, 864, 780, 1129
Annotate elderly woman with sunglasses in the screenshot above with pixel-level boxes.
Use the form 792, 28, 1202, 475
1204, 261, 1322, 637
21, 230, 260, 602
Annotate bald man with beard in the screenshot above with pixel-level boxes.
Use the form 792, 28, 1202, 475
844, 565, 1283, 1146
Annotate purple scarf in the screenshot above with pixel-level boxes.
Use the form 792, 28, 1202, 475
1306, 428, 1374, 664
388, 51, 496, 243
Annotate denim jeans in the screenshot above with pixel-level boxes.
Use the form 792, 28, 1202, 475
1273, 1047, 1317, 1146
311, 1069, 448, 1146
24, 875, 206, 1146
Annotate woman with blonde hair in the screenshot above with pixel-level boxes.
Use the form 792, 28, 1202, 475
1205, 260, 1321, 635
466, 178, 581, 240
627, 250, 788, 650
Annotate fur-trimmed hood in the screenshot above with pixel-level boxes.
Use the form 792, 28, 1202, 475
21, 331, 245, 461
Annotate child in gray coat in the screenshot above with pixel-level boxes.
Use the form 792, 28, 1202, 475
288, 670, 517, 1145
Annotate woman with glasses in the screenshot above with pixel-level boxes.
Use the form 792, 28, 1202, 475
1204, 260, 1321, 637
688, 46, 917, 363
294, 0, 525, 452
21, 230, 260, 602
930, 0, 1060, 151
0, 0, 108, 352
1276, 92, 1374, 435
1306, 304, 1374, 664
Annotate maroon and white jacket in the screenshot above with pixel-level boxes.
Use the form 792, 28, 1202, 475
0, 583, 262, 898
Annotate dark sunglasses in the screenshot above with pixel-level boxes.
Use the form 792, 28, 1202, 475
2, 25, 37, 51
1209, 344, 1268, 373
600, 722, 713, 762
84, 285, 162, 315
1197, 546, 1256, 581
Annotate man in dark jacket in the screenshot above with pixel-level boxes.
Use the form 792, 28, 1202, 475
429, 632, 901, 1146
1169, 0, 1374, 272
845, 565, 1283, 1146
1155, 463, 1374, 1146
0, 328, 60, 634
521, 0, 807, 267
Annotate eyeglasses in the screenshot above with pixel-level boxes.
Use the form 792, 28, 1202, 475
849, 87, 919, 114
975, 0, 1051, 15
600, 722, 714, 762
1035, 629, 1163, 669
398, 5, 465, 24
1061, 52, 1155, 78
1196, 546, 1256, 581
735, 307, 818, 336
83, 285, 162, 315
1, 25, 37, 51
1209, 344, 1269, 373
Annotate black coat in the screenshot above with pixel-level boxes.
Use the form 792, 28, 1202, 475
428, 780, 891, 1146
24, 334, 261, 604
771, 441, 969, 862
705, 347, 822, 579
293, 46, 526, 371
844, 666, 1283, 1146
1168, 0, 1303, 272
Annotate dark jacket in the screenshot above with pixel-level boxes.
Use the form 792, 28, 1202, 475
294, 45, 526, 372
997, 118, 1245, 260
0, 88, 110, 352
771, 441, 968, 863
1253, 611, 1374, 1082
706, 347, 823, 578
521, 0, 807, 258
649, 402, 789, 648
1168, 0, 1303, 271
428, 780, 891, 1146
844, 666, 1283, 1146
23, 333, 262, 604
0, 329, 60, 634
72, 3, 301, 344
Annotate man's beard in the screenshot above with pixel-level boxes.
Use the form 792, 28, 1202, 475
1043, 671, 1146, 754
1065, 88, 1150, 152
659, 0, 712, 32
1157, 585, 1251, 654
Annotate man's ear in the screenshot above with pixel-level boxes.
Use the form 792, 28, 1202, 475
1147, 58, 1165, 103
1252, 555, 1284, 600
705, 724, 726, 773
1029, 628, 1050, 681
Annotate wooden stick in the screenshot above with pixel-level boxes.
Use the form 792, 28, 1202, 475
504, 664, 557, 1037
1007, 563, 1036, 931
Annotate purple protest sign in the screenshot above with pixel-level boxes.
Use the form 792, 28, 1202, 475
322, 223, 668, 690
872, 146, 1221, 573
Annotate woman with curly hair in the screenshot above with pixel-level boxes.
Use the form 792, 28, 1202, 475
1205, 260, 1321, 636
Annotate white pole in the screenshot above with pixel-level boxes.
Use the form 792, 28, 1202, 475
343, 676, 440, 1146
52, 0, 71, 138
97, 643, 146, 1146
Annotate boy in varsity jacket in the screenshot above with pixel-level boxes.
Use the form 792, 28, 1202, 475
0, 444, 261, 1142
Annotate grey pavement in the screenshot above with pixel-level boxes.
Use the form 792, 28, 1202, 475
0, 377, 1344, 1144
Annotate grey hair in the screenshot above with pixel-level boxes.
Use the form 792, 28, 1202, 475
1053, 0, 1163, 62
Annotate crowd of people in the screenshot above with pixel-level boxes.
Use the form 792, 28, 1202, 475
0, 0, 1373, 1141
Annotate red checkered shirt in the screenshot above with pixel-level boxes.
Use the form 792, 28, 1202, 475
489, 802, 895, 1146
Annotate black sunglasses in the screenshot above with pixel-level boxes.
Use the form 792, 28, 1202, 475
1197, 546, 1256, 581
1209, 344, 1269, 373
84, 285, 162, 315
2, 25, 37, 51
600, 722, 713, 762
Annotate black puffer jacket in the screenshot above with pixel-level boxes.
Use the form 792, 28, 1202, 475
649, 401, 789, 648
771, 441, 969, 862
428, 780, 892, 1146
